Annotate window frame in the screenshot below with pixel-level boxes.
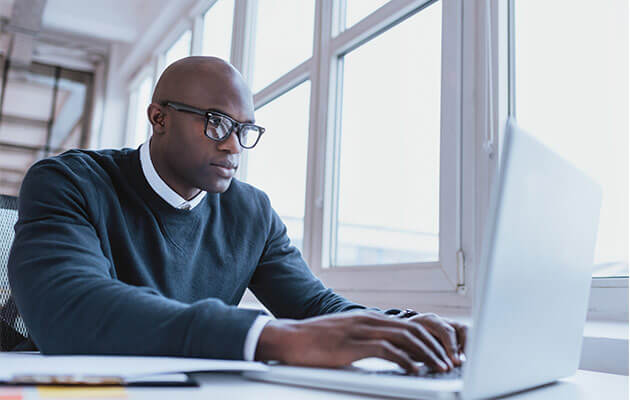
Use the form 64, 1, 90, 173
156, 23, 194, 77
303, 0, 468, 303
124, 65, 154, 147
234, 0, 469, 306
121, 0, 472, 310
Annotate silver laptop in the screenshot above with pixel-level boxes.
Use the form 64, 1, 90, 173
244, 119, 602, 400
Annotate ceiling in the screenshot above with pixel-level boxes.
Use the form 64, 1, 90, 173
40, 0, 171, 43
0, 0, 170, 43
0, 0, 172, 70
0, 0, 171, 196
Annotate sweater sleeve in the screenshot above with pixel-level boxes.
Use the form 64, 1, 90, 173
8, 160, 263, 359
247, 194, 367, 319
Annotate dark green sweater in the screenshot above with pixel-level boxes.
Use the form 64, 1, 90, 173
8, 148, 364, 359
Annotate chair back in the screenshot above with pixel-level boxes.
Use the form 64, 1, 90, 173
0, 194, 29, 350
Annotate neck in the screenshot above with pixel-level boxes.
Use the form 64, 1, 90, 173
149, 139, 201, 200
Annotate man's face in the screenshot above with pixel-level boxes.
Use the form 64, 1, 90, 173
158, 70, 255, 194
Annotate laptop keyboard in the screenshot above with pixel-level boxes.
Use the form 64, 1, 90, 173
422, 367, 463, 380
346, 364, 463, 380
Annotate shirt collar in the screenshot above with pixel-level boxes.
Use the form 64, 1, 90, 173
140, 138, 207, 210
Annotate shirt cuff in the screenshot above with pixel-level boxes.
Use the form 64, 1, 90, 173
243, 315, 272, 361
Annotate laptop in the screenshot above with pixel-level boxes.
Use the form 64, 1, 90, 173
244, 119, 602, 399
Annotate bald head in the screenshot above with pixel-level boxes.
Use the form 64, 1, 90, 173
152, 56, 253, 118
146, 56, 255, 197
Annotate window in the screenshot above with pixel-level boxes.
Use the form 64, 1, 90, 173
333, 1, 442, 267
252, 0, 315, 92
512, 0, 628, 278
131, 76, 152, 147
125, 64, 154, 148
344, 0, 390, 29
202, 0, 234, 61
163, 30, 192, 72
117, 0, 626, 317
245, 82, 311, 252
122, 0, 467, 302
246, 1, 316, 252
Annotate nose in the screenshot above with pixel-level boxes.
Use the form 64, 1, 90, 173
216, 130, 242, 154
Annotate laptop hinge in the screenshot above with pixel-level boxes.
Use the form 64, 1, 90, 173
456, 249, 467, 295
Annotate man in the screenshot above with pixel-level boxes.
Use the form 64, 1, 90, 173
8, 57, 465, 375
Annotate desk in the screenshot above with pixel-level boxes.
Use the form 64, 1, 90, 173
5, 370, 627, 399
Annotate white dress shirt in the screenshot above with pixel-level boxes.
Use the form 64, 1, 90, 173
139, 139, 271, 360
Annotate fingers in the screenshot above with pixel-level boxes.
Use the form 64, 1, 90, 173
406, 323, 453, 370
354, 340, 419, 375
349, 313, 453, 371
444, 319, 468, 356
365, 313, 459, 370
354, 326, 449, 372
421, 316, 460, 366
359, 312, 467, 368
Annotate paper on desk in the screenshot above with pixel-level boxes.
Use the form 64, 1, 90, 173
37, 386, 127, 398
0, 353, 268, 381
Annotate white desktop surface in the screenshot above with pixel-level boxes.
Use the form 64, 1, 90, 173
29, 369, 619, 400
6, 370, 626, 399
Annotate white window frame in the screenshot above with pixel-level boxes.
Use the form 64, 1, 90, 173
305, 0, 467, 303
124, 65, 154, 147
124, 18, 194, 147
155, 22, 194, 77
189, 0, 235, 57
224, 0, 470, 311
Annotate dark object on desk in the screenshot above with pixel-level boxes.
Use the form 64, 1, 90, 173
383, 308, 419, 319
0, 194, 33, 352
4, 373, 198, 387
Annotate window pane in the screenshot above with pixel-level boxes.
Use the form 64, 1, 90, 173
345, 0, 390, 29
244, 82, 311, 252
252, 1, 314, 92
202, 0, 234, 61
334, 2, 442, 267
163, 30, 191, 73
514, 0, 628, 277
132, 76, 152, 147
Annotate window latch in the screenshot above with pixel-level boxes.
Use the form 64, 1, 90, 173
456, 249, 467, 295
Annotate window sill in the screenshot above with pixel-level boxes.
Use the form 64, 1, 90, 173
580, 320, 628, 376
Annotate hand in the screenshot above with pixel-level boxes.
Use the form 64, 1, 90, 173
407, 313, 467, 368
255, 311, 456, 374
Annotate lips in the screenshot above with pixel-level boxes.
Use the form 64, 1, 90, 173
210, 161, 237, 169
210, 161, 237, 178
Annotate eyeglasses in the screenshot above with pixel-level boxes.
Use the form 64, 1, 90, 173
161, 101, 266, 149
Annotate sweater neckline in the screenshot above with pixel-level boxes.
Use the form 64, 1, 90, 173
126, 149, 214, 217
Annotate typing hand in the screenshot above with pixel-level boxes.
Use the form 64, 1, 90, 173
407, 313, 467, 368
255, 311, 456, 375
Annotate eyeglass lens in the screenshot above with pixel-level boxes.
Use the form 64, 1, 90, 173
205, 115, 261, 148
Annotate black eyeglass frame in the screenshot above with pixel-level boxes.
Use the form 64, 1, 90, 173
161, 101, 266, 149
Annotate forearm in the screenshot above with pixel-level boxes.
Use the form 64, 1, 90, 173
254, 319, 291, 362
253, 311, 461, 374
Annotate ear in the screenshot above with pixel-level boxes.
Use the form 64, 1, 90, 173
147, 103, 166, 134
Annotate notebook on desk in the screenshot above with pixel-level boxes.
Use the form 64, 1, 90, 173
244, 119, 603, 399
0, 353, 268, 387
